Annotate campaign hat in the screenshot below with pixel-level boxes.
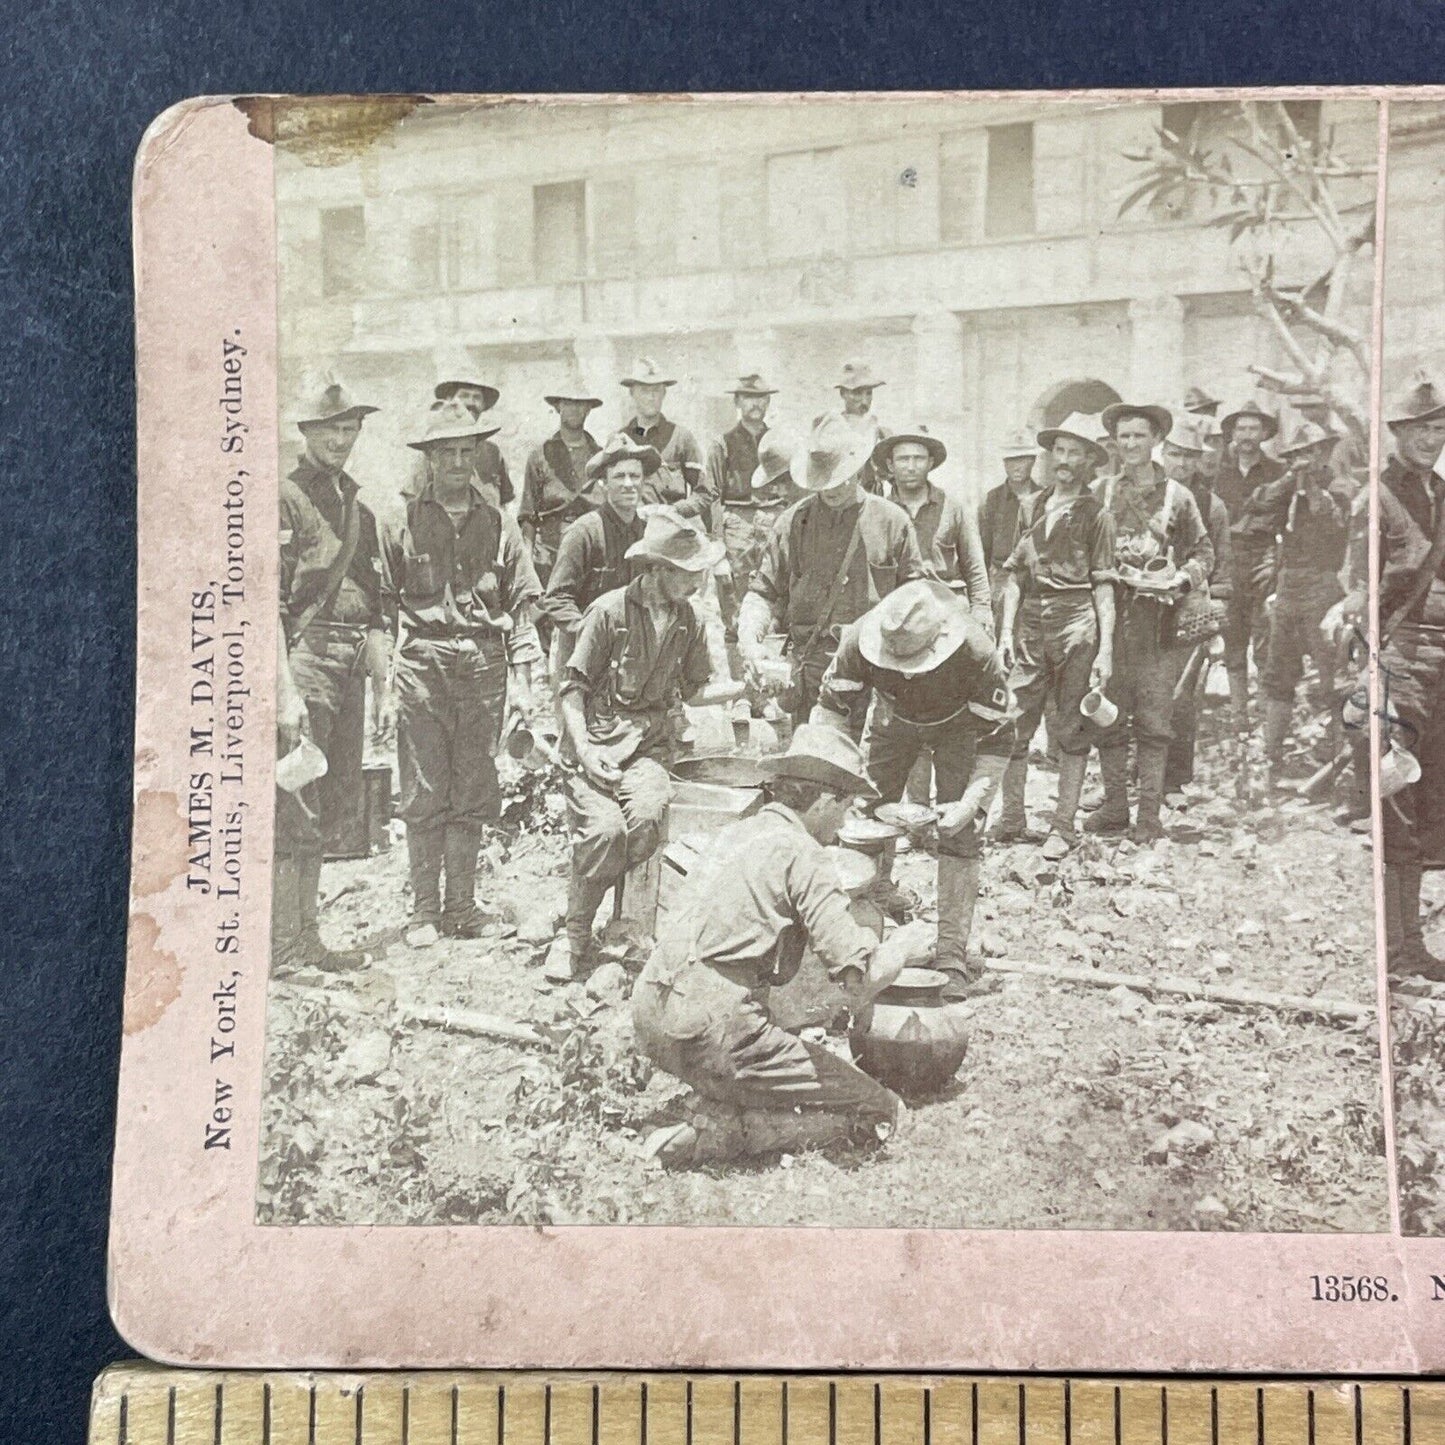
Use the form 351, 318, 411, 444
757, 723, 879, 800
873, 425, 946, 474
1219, 399, 1280, 442
586, 433, 663, 481
1101, 400, 1174, 439
296, 375, 378, 429
1036, 411, 1109, 467
623, 507, 727, 572
793, 413, 877, 492
857, 579, 970, 677
406, 398, 502, 450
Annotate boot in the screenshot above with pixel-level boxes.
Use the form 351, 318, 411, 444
442, 825, 493, 938
1262, 698, 1293, 788
935, 854, 983, 997
644, 1105, 750, 1168
551, 871, 609, 981
1083, 747, 1131, 835
1042, 752, 1088, 860
990, 757, 1038, 843
1394, 863, 1445, 981
296, 852, 365, 969
1132, 742, 1169, 844
270, 855, 306, 978
404, 826, 445, 948
868, 839, 915, 921
1227, 665, 1251, 735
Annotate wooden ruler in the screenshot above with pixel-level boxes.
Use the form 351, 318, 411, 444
89, 1366, 1444, 1445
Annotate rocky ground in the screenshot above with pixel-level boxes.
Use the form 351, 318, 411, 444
257, 690, 1390, 1233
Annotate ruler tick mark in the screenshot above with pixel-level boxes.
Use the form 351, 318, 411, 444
874, 1382, 882, 1445
591, 1384, 600, 1445
1307, 1391, 1315, 1445
1113, 1387, 1121, 1445
451, 1384, 460, 1445
733, 1379, 741, 1445
167, 1385, 176, 1445
308, 1383, 317, 1445
1160, 1385, 1168, 1445
546, 1384, 554, 1445
356, 1384, 365, 1445
687, 1379, 694, 1445
1018, 1383, 1026, 1445
1064, 1382, 1072, 1445
119, 1392, 128, 1445
1405, 1387, 1413, 1445
215, 1383, 224, 1445
923, 1387, 931, 1445
264, 1383, 272, 1445
1257, 1389, 1265, 1445
972, 1383, 979, 1445
643, 1382, 650, 1445
783, 1381, 790, 1445
1354, 1386, 1363, 1445
403, 1385, 410, 1445
829, 1382, 837, 1445
1210, 1389, 1219, 1445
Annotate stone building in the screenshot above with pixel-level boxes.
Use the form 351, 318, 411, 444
275, 94, 1379, 518
1383, 101, 1445, 396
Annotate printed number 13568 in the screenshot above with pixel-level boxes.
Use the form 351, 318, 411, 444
1310, 1275, 1396, 1302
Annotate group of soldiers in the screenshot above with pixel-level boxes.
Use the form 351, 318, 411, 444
274, 347, 1401, 1169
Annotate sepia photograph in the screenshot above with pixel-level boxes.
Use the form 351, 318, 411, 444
1379, 99, 1445, 1237
253, 93, 1388, 1232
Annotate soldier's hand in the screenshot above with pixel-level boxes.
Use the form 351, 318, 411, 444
579, 743, 622, 790
373, 688, 397, 746
508, 667, 537, 721
1090, 654, 1112, 693
995, 634, 1015, 674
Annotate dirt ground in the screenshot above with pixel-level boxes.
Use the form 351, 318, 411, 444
1389, 874, 1445, 1236
257, 692, 1390, 1233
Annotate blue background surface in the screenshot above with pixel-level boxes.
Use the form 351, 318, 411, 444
0, 1, 1438, 1438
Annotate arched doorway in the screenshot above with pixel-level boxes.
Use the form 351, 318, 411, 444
1030, 377, 1122, 431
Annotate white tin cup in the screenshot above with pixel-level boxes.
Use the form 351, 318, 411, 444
1080, 688, 1119, 728
1379, 741, 1423, 801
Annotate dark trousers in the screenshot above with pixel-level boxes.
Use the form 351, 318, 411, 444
396, 636, 506, 832
276, 627, 366, 860
1008, 595, 1097, 760
863, 705, 999, 860
633, 958, 897, 1121
1262, 570, 1342, 704
1224, 542, 1274, 674
1095, 600, 1185, 752
1381, 620, 1445, 868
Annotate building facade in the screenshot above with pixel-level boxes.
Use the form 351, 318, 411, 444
275, 95, 1379, 519
1383, 101, 1445, 396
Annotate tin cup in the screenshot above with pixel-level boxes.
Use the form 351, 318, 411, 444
276, 736, 328, 794
1080, 688, 1119, 729
1379, 741, 1423, 801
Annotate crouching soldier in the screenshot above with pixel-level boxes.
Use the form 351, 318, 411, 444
557, 508, 745, 979
381, 401, 543, 947
813, 581, 1013, 996
635, 725, 933, 1168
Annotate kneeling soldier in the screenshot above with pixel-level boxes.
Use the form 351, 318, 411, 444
635, 725, 932, 1168
814, 580, 1013, 996
381, 401, 543, 947
557, 506, 744, 978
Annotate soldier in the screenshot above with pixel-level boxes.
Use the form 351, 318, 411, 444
634, 726, 933, 1169
994, 414, 1116, 857
618, 357, 707, 518
557, 508, 744, 979
275, 378, 391, 973
874, 426, 991, 629
380, 401, 543, 947
978, 429, 1043, 627
736, 414, 925, 734
1085, 401, 1214, 844
1375, 373, 1445, 977
1214, 399, 1287, 731
1260, 422, 1351, 789
814, 582, 1013, 995
518, 387, 603, 586
816, 358, 891, 495
1161, 414, 1234, 797
431, 355, 515, 510
538, 435, 649, 679
706, 372, 779, 637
